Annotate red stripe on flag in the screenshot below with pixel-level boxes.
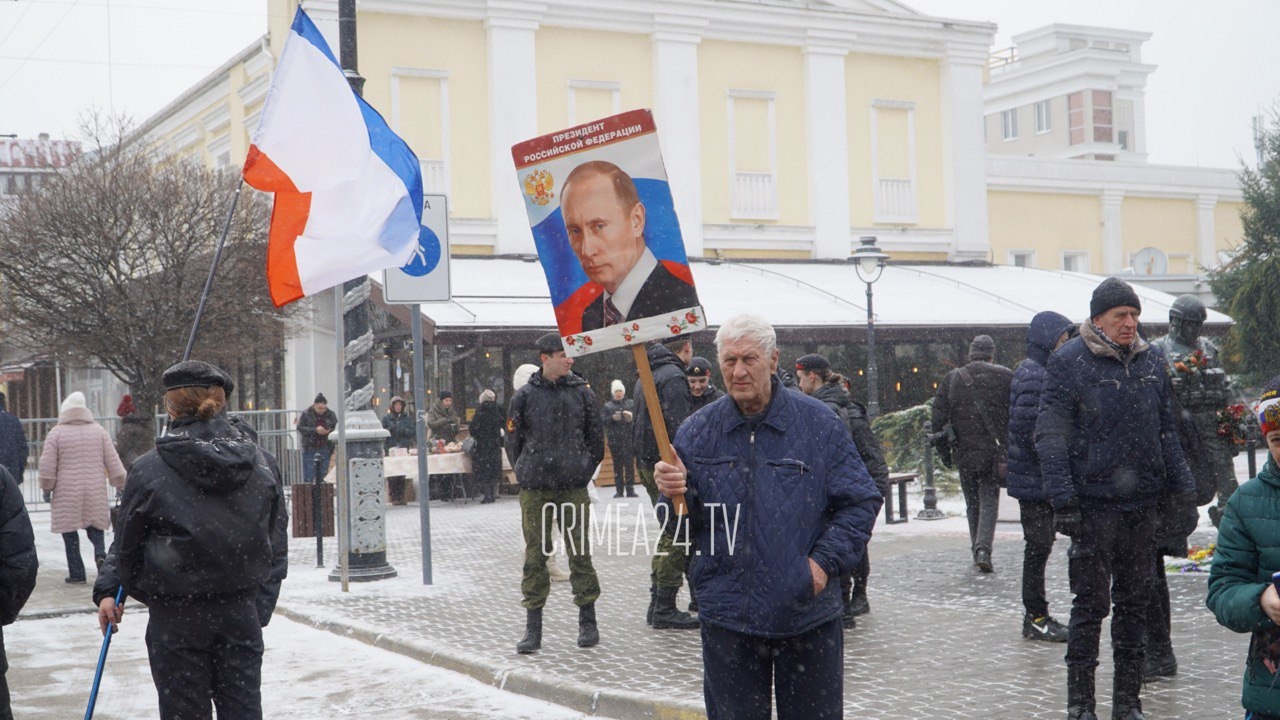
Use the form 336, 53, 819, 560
554, 282, 604, 336
243, 145, 310, 308
660, 259, 695, 287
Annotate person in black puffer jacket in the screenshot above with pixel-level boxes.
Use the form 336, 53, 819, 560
0, 465, 37, 719
92, 360, 287, 720
469, 390, 505, 504
1007, 311, 1075, 644
505, 333, 605, 654
795, 354, 890, 629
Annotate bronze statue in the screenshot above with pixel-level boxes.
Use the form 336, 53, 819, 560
1150, 294, 1238, 526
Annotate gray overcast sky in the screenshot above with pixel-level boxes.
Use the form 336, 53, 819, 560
2, 0, 1277, 170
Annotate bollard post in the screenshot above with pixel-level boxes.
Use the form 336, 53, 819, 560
1247, 432, 1258, 480
917, 420, 946, 520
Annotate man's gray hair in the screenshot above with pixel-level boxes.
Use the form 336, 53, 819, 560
715, 314, 777, 358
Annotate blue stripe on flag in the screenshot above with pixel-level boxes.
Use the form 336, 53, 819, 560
289, 6, 424, 233
357, 97, 425, 227
290, 8, 340, 69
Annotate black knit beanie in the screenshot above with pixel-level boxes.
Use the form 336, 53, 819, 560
1090, 277, 1142, 319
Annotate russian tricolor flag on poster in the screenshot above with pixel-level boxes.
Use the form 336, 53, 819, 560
243, 7, 423, 307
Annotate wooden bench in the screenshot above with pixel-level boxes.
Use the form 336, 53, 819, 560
883, 472, 919, 525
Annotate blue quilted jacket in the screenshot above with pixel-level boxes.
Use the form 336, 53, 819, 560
667, 383, 883, 638
1006, 311, 1073, 502
1034, 325, 1195, 511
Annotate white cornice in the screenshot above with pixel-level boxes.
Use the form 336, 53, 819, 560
237, 72, 270, 106
987, 156, 1242, 201
358, 0, 994, 59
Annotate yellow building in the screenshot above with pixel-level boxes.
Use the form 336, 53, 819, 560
130, 2, 1244, 410
139, 0, 997, 266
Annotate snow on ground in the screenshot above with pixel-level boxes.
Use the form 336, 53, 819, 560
5, 611, 618, 720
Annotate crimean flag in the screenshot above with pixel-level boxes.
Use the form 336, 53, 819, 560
243, 7, 423, 307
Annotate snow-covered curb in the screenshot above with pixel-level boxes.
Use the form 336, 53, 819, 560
274, 603, 707, 720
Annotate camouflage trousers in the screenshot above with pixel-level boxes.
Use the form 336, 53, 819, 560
638, 467, 688, 590
519, 487, 600, 609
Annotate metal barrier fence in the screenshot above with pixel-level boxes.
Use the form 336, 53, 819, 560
15, 410, 305, 511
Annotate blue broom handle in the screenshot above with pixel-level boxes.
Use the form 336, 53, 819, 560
84, 586, 125, 720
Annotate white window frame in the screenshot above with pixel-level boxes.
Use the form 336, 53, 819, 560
390, 67, 451, 198
567, 79, 621, 126
1007, 249, 1036, 268
1002, 108, 1018, 141
870, 98, 918, 224
727, 89, 779, 221
1035, 100, 1052, 134
1061, 251, 1090, 273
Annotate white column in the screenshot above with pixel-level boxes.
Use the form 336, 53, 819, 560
1196, 194, 1218, 271
486, 4, 543, 255
1101, 190, 1125, 273
1130, 95, 1149, 159
804, 33, 852, 259
651, 16, 706, 259
939, 47, 989, 262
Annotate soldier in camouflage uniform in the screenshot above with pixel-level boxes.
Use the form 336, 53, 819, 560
1150, 294, 1238, 527
505, 333, 605, 654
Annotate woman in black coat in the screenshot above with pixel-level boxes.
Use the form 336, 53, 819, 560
469, 390, 505, 503
94, 360, 287, 720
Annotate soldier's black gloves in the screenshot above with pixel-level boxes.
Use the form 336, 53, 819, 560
1054, 502, 1083, 539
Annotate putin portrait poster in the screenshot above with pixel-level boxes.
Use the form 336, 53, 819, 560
511, 109, 705, 357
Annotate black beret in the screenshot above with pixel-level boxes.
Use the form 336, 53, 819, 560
536, 332, 564, 355
439, 390, 453, 400
162, 360, 228, 392
686, 356, 713, 377
795, 353, 830, 373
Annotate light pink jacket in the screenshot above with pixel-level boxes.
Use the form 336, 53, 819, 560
38, 406, 127, 534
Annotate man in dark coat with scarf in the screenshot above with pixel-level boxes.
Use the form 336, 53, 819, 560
296, 394, 336, 484
1007, 311, 1075, 643
505, 333, 605, 653
932, 335, 1013, 573
1036, 278, 1196, 720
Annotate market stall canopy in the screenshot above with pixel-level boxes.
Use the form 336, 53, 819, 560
374, 258, 1231, 331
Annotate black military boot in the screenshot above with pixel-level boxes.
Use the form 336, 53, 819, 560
651, 586, 699, 629
1142, 640, 1177, 681
850, 576, 870, 616
577, 602, 599, 648
646, 585, 656, 626
516, 608, 542, 654
1112, 658, 1147, 720
1067, 666, 1098, 720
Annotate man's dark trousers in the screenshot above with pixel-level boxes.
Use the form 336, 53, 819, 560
145, 599, 264, 720
960, 466, 1000, 555
608, 441, 634, 494
1066, 505, 1156, 672
1019, 500, 1056, 617
701, 618, 843, 720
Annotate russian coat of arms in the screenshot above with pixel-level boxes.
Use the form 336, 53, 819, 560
523, 169, 555, 206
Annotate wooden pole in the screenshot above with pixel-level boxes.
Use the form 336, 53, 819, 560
632, 344, 686, 515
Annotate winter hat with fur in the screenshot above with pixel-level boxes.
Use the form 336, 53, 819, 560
610, 380, 625, 395
116, 394, 136, 417
60, 391, 87, 414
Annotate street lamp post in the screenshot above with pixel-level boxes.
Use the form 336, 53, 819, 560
851, 236, 889, 418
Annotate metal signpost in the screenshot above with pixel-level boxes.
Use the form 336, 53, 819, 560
384, 193, 452, 584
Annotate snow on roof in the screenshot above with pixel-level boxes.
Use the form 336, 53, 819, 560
383, 259, 1231, 331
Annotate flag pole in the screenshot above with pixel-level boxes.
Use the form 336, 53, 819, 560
183, 181, 244, 362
